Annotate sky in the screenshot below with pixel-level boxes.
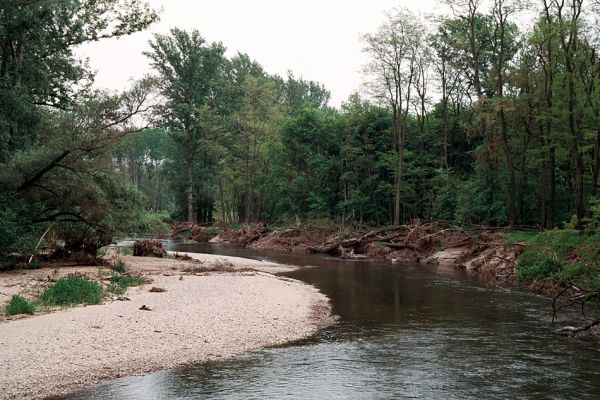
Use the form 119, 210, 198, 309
77, 0, 447, 107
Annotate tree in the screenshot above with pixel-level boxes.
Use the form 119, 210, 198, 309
234, 75, 283, 222
0, 0, 158, 257
362, 8, 424, 226
146, 29, 227, 223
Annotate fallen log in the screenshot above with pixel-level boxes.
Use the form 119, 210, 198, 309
379, 242, 417, 250
555, 319, 600, 336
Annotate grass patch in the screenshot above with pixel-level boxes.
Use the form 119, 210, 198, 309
504, 230, 539, 244
106, 274, 148, 295
6, 294, 36, 316
40, 276, 104, 306
112, 259, 127, 274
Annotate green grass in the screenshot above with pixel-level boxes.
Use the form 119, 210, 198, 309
112, 259, 128, 274
40, 276, 104, 306
106, 274, 148, 295
504, 230, 539, 244
6, 294, 36, 316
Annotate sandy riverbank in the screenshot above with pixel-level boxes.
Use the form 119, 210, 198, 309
0, 253, 334, 400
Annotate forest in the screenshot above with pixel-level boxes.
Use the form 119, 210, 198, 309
1, 0, 600, 259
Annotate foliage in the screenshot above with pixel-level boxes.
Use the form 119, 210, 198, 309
26, 261, 44, 270
0, 0, 159, 259
566, 198, 600, 234
106, 274, 148, 295
514, 230, 600, 282
516, 250, 564, 281
40, 276, 104, 306
5, 294, 35, 316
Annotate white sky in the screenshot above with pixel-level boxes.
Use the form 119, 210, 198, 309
77, 0, 452, 107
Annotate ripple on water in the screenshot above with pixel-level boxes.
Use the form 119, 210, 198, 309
61, 244, 600, 400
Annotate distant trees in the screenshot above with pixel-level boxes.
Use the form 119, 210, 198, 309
5, 0, 600, 262
130, 0, 600, 230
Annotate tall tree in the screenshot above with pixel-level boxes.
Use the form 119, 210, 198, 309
362, 8, 424, 226
146, 29, 226, 223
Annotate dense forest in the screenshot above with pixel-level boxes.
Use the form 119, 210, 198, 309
1, 0, 600, 258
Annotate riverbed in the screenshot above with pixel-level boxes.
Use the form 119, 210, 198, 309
58, 243, 600, 399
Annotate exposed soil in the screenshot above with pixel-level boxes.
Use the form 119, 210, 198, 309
204, 220, 526, 284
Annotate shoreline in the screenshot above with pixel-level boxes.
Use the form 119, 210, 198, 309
0, 253, 335, 400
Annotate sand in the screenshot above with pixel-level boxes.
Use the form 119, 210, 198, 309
0, 253, 334, 400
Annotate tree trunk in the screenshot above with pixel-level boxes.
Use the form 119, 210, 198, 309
499, 108, 516, 225
592, 124, 600, 196
393, 113, 403, 227
187, 161, 195, 223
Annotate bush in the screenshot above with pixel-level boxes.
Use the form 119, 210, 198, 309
41, 276, 104, 306
1, 257, 19, 271
138, 212, 171, 237
118, 245, 133, 256
6, 294, 36, 316
565, 197, 600, 234
106, 274, 147, 295
516, 250, 564, 281
26, 260, 44, 269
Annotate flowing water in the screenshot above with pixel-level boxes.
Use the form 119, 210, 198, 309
61, 243, 600, 399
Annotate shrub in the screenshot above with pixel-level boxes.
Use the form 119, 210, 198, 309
26, 260, 44, 269
6, 294, 36, 316
516, 249, 564, 281
138, 212, 171, 237
106, 274, 148, 295
118, 246, 133, 256
41, 276, 103, 306
1, 257, 19, 271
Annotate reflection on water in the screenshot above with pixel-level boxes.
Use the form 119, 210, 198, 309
60, 243, 600, 399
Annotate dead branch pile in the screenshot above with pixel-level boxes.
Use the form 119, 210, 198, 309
133, 240, 167, 258
308, 220, 472, 260
170, 222, 218, 242
215, 224, 270, 246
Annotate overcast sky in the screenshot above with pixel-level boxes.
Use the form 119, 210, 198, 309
77, 0, 449, 107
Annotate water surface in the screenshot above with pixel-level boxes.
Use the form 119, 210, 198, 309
61, 243, 600, 399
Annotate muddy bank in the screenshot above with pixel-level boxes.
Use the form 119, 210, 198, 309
190, 221, 524, 284
0, 254, 335, 400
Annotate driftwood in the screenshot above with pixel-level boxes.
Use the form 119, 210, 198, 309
133, 240, 167, 258
555, 319, 600, 336
380, 242, 417, 250
308, 226, 414, 255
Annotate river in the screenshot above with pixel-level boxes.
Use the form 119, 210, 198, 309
60, 243, 600, 399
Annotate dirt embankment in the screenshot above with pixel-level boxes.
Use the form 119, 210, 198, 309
181, 221, 524, 284
0, 253, 335, 400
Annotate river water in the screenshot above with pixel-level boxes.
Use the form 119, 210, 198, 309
61, 243, 600, 399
